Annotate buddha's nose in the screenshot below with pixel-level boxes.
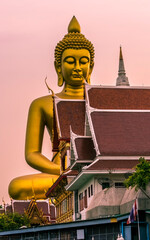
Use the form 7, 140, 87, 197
74, 61, 82, 72
74, 69, 82, 74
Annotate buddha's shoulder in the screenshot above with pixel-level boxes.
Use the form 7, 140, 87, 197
29, 95, 53, 111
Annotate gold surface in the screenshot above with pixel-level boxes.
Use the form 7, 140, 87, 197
55, 192, 73, 223
8, 16, 94, 200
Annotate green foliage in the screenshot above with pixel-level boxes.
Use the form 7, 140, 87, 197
0, 206, 2, 209
0, 212, 30, 231
124, 157, 150, 191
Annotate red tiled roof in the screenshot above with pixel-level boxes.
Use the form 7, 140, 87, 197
50, 205, 55, 220
91, 111, 150, 156
13, 201, 30, 214
87, 159, 141, 171
46, 169, 78, 197
87, 87, 150, 109
46, 175, 67, 197
75, 137, 96, 160
13, 201, 50, 215
55, 101, 85, 140
63, 169, 79, 176
36, 202, 50, 215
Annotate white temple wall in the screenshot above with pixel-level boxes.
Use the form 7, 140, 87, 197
78, 177, 94, 220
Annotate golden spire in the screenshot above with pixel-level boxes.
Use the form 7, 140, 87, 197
68, 16, 81, 33
118, 46, 125, 74
119, 46, 123, 60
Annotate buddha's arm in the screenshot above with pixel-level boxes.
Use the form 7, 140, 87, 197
25, 98, 60, 175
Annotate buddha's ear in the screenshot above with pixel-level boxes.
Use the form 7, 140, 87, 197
54, 61, 61, 73
86, 62, 94, 84
90, 62, 94, 74
54, 61, 64, 87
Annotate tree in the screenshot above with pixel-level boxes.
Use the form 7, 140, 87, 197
124, 157, 150, 198
0, 212, 30, 231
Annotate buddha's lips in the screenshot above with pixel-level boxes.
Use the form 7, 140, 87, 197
72, 74, 83, 79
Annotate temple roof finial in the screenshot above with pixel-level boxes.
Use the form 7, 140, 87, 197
119, 45, 123, 60
116, 46, 130, 86
68, 16, 81, 33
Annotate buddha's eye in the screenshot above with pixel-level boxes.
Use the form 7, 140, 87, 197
80, 57, 89, 64
64, 57, 75, 64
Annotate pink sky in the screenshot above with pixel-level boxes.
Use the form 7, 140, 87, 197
1, 0, 150, 204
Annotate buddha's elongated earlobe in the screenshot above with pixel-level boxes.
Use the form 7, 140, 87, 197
54, 61, 64, 87
86, 62, 94, 84
58, 73, 64, 87
86, 76, 91, 84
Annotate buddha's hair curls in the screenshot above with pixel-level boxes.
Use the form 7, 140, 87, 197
55, 32, 95, 67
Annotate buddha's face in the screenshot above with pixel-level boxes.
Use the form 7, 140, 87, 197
60, 49, 93, 86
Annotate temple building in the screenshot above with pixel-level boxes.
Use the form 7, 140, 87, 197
3, 12, 150, 239
45, 48, 150, 239
67, 84, 150, 221
46, 169, 78, 223
5, 199, 56, 225
2, 47, 150, 239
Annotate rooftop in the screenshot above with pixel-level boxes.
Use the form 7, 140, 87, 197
85, 85, 150, 110
54, 98, 85, 140
89, 110, 150, 156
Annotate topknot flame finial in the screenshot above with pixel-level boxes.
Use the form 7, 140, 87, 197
68, 16, 81, 33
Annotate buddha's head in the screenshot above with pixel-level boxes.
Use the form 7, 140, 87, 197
54, 16, 95, 87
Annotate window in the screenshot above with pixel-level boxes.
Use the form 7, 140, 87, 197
56, 205, 60, 218
79, 193, 84, 211
115, 182, 125, 188
79, 191, 88, 211
24, 238, 34, 240
61, 199, 67, 215
102, 182, 110, 190
84, 190, 87, 208
39, 232, 48, 240
87, 223, 120, 239
91, 184, 93, 196
68, 194, 73, 211
88, 186, 91, 197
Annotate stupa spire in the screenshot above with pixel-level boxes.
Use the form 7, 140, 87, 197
116, 46, 130, 86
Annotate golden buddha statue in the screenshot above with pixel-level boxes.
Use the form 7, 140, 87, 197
8, 16, 94, 200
